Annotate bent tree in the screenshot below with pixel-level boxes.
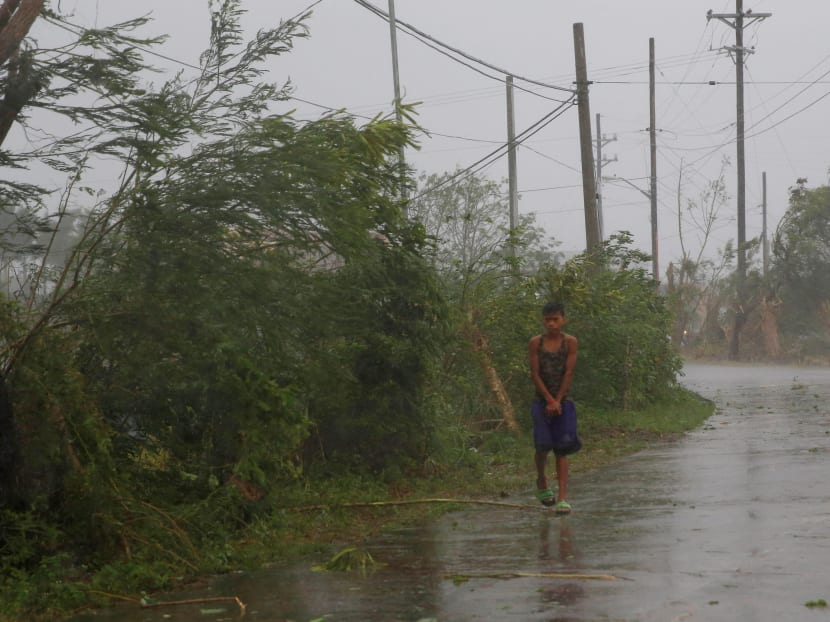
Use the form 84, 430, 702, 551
0, 1, 444, 612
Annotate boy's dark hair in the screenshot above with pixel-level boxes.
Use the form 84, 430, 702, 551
542, 301, 565, 316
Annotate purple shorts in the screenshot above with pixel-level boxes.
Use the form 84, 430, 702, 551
531, 399, 582, 456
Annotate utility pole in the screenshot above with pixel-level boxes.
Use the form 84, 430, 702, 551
707, 2, 771, 358
649, 37, 659, 284
573, 23, 600, 253
762, 171, 768, 277
594, 113, 617, 241
506, 75, 519, 261
387, 0, 407, 200
735, 2, 747, 287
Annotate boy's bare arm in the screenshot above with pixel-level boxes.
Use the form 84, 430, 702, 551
555, 335, 579, 401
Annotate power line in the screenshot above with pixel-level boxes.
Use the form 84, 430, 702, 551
742, 63, 830, 136
658, 60, 733, 141
350, 0, 575, 95
412, 101, 576, 200
520, 144, 582, 175
288, 94, 529, 151
342, 50, 723, 114
416, 102, 576, 199
745, 88, 830, 141
745, 65, 797, 180
594, 79, 830, 85
519, 183, 583, 194
680, 72, 830, 169
590, 51, 725, 81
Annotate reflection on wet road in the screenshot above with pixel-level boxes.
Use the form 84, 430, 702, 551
70, 364, 830, 621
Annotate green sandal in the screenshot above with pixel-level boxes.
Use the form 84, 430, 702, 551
555, 500, 572, 515
535, 488, 556, 507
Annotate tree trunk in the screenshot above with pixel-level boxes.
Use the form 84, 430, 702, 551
0, 0, 42, 66
760, 295, 781, 360
464, 311, 519, 432
0, 0, 44, 508
0, 375, 18, 507
0, 0, 44, 146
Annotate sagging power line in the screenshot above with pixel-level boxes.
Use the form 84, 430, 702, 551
412, 100, 577, 201
351, 0, 575, 99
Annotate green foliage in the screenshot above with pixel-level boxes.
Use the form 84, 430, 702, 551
0, 552, 88, 619
303, 230, 447, 472
772, 178, 830, 352
584, 387, 713, 435
411, 171, 561, 302
410, 171, 561, 437
537, 233, 682, 409
312, 546, 384, 573
0, 3, 447, 617
411, 171, 679, 436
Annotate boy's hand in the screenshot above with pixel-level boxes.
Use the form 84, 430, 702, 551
545, 398, 562, 416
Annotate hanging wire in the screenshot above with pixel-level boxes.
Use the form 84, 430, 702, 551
412, 100, 577, 200
351, 0, 575, 96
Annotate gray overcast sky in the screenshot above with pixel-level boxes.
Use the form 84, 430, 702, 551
49, 1, 830, 265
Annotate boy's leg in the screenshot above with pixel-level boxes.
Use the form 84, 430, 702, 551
534, 448, 556, 506
555, 454, 569, 502
535, 449, 549, 489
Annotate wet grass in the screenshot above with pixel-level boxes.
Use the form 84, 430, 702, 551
5, 388, 713, 621
236, 386, 715, 568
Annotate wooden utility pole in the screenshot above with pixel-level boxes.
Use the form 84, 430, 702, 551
573, 23, 600, 253
707, 2, 771, 358
387, 0, 407, 200
735, 2, 747, 288
649, 37, 659, 283
506, 75, 518, 260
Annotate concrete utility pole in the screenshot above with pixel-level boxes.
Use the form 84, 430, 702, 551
649, 37, 659, 283
594, 113, 617, 241
506, 75, 519, 260
708, 2, 771, 357
573, 23, 600, 253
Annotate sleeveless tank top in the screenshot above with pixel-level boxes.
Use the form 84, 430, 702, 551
536, 334, 570, 401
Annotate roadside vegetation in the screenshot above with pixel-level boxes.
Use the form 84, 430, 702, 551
5, 2, 823, 621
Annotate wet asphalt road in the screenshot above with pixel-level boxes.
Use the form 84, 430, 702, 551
71, 363, 830, 622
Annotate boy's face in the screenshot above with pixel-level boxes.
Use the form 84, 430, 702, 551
543, 311, 566, 332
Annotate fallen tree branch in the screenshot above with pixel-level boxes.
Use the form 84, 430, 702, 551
284, 498, 540, 511
141, 595, 247, 617
448, 571, 625, 582
84, 590, 140, 603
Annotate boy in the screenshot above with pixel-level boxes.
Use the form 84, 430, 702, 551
529, 301, 580, 514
